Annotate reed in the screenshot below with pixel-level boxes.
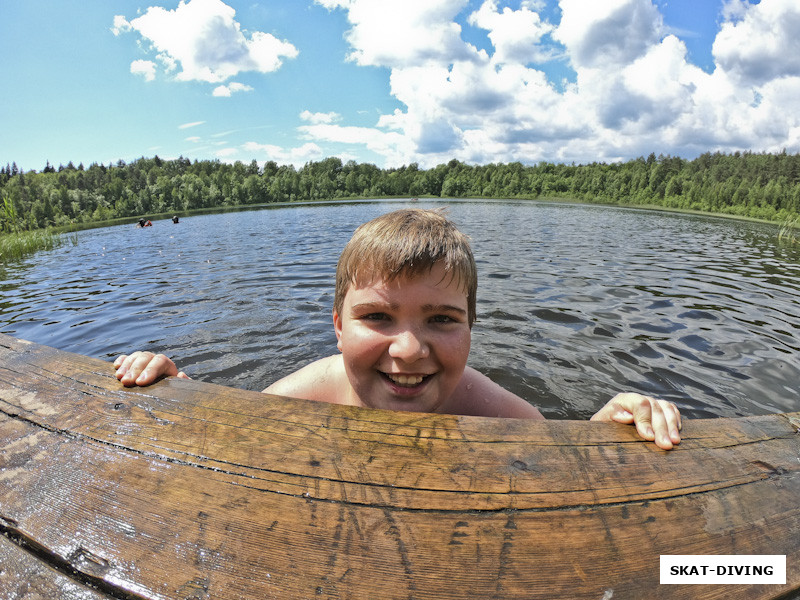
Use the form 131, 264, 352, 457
778, 215, 799, 245
2, 193, 17, 234
0, 229, 76, 263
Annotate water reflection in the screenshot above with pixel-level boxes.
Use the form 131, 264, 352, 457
2, 200, 798, 420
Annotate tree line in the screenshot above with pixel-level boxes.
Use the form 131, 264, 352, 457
2, 151, 799, 233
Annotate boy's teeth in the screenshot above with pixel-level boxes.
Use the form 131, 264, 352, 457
388, 374, 424, 386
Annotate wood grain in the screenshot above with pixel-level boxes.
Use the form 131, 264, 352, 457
1, 333, 798, 599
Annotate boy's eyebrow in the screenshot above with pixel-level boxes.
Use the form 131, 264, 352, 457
423, 304, 467, 316
350, 301, 394, 312
350, 301, 466, 316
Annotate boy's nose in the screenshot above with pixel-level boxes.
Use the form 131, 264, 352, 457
388, 328, 429, 361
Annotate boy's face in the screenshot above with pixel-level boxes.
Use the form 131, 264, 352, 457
334, 262, 471, 413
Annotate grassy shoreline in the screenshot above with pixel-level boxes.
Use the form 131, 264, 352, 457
53, 193, 797, 233
0, 229, 78, 263
4, 195, 794, 264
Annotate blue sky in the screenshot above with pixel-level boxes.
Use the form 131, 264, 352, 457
2, 0, 799, 172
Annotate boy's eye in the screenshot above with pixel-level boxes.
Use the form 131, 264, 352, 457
361, 312, 389, 321
431, 314, 456, 324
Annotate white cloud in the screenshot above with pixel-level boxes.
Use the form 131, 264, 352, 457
216, 147, 238, 158
555, 0, 663, 69
299, 110, 342, 124
297, 0, 800, 167
317, 0, 479, 68
315, 0, 352, 8
212, 81, 254, 97
298, 123, 412, 162
713, 0, 800, 85
116, 0, 298, 84
111, 15, 132, 36
242, 141, 325, 166
130, 59, 157, 81
179, 121, 206, 129
522, 0, 547, 10
468, 0, 555, 64
720, 0, 750, 23
156, 52, 178, 74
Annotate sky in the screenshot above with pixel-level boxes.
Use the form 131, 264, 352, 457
2, 0, 800, 172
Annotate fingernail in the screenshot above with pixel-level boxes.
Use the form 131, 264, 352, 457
646, 427, 655, 438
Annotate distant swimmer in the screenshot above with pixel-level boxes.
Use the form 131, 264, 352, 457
172, 215, 179, 224
137, 218, 153, 228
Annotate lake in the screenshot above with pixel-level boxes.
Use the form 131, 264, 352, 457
2, 199, 799, 420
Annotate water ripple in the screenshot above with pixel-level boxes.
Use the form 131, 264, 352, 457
2, 200, 799, 418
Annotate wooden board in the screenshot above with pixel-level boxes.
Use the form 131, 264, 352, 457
0, 333, 798, 599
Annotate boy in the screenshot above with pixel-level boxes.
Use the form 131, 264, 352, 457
115, 208, 682, 449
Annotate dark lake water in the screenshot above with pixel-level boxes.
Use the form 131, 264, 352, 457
2, 200, 799, 420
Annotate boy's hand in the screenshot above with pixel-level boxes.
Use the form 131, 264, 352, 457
113, 351, 189, 387
590, 393, 682, 450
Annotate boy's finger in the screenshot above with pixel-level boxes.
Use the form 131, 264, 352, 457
114, 353, 140, 380
662, 400, 682, 444
136, 354, 179, 385
632, 397, 656, 441
589, 393, 636, 423
648, 399, 675, 450
119, 352, 156, 385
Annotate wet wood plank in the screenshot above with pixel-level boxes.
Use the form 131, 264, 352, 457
0, 535, 113, 600
0, 333, 798, 599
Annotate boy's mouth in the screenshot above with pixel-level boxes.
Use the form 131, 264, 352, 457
381, 372, 431, 388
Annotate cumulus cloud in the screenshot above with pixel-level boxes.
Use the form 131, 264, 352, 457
555, 0, 663, 69
468, 0, 555, 64
298, 122, 413, 163
720, 0, 751, 23
318, 0, 479, 68
216, 148, 238, 158
111, 15, 132, 36
242, 141, 325, 166
302, 0, 800, 167
130, 59, 157, 81
300, 110, 342, 124
212, 81, 254, 97
713, 0, 800, 85
114, 0, 298, 84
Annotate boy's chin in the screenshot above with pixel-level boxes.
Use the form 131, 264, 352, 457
361, 386, 442, 413
373, 399, 439, 413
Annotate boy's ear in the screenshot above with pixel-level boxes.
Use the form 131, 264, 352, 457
333, 308, 343, 352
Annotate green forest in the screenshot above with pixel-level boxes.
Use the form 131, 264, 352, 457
2, 150, 800, 233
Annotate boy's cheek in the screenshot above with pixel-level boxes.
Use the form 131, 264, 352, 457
336, 325, 376, 355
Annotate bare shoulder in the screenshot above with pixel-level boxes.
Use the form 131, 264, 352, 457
262, 355, 347, 403
445, 366, 545, 419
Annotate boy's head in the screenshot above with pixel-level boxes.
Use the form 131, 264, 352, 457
334, 208, 478, 326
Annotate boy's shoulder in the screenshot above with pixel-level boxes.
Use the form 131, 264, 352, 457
262, 354, 348, 403
263, 357, 544, 419
446, 367, 545, 419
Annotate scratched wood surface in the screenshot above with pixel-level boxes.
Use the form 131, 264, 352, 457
0, 333, 798, 600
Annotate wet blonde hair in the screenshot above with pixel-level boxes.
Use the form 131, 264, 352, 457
335, 208, 478, 326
